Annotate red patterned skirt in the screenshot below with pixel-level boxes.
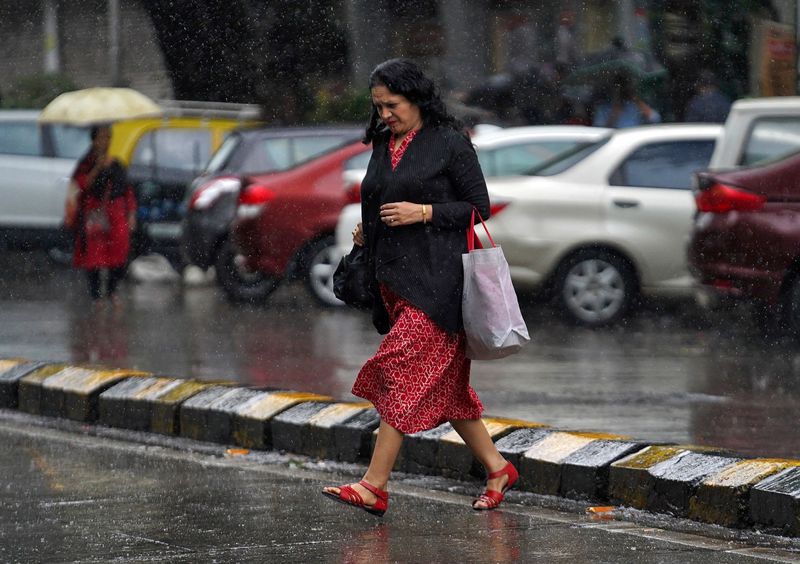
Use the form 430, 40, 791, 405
352, 285, 483, 434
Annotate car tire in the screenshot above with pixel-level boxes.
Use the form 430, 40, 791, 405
46, 228, 74, 266
554, 249, 637, 327
46, 246, 73, 266
214, 237, 279, 303
303, 235, 345, 307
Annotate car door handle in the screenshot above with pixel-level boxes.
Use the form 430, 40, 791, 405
613, 199, 640, 209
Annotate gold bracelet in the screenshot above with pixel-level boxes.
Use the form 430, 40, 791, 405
422, 204, 427, 224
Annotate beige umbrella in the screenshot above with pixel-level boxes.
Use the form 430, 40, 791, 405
38, 87, 163, 126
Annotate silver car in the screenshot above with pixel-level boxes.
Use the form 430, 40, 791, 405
486, 123, 722, 326
0, 110, 89, 254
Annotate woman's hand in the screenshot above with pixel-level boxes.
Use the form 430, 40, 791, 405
352, 222, 365, 246
380, 201, 430, 227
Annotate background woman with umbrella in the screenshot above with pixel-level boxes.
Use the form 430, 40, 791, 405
42, 88, 161, 305
70, 124, 136, 305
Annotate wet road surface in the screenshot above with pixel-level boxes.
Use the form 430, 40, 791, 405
1, 250, 799, 459
2, 410, 798, 563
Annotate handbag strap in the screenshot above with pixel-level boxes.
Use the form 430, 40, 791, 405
467, 209, 496, 251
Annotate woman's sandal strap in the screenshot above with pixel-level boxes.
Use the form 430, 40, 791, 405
487, 461, 514, 480
338, 484, 365, 506
475, 489, 504, 509
358, 480, 388, 501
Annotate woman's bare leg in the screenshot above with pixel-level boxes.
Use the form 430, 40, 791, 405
323, 419, 403, 505
450, 419, 510, 508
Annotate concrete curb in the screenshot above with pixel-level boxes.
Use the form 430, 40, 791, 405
1, 356, 799, 537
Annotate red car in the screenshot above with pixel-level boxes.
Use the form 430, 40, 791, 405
688, 150, 800, 329
229, 140, 371, 304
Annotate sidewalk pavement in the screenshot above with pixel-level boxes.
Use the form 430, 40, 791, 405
1, 356, 800, 547
3, 410, 800, 563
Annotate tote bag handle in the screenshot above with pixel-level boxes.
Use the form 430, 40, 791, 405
467, 209, 496, 251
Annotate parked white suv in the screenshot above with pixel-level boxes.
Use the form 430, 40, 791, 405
708, 96, 800, 170
0, 110, 90, 252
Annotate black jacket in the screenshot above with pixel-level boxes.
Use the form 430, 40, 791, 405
361, 125, 491, 334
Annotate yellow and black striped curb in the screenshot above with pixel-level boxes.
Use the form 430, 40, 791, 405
1, 357, 799, 537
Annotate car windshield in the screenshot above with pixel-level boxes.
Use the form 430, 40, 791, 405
49, 124, 91, 159
478, 139, 591, 177
739, 117, 800, 166
205, 134, 241, 173
238, 134, 355, 175
344, 150, 371, 170
524, 138, 610, 176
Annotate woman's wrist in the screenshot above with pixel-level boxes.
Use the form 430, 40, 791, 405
421, 203, 433, 224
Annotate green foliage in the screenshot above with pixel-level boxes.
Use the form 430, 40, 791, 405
306, 85, 371, 125
1, 74, 78, 109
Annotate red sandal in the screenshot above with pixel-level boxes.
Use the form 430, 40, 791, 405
473, 461, 518, 511
322, 480, 389, 517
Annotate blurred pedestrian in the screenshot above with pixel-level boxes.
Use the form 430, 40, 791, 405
592, 70, 660, 128
322, 59, 518, 516
555, 10, 577, 68
71, 125, 136, 306
552, 62, 589, 125
685, 69, 732, 123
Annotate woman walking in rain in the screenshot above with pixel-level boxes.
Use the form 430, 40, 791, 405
322, 58, 517, 516
70, 125, 136, 306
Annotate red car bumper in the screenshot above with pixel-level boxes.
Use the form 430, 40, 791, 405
688, 212, 791, 306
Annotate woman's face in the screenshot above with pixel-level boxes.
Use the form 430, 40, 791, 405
92, 127, 111, 155
371, 85, 422, 137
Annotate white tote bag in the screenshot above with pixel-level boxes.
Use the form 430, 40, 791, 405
462, 210, 530, 360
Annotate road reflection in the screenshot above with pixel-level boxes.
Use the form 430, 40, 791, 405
0, 251, 799, 458
69, 306, 130, 365
692, 333, 800, 456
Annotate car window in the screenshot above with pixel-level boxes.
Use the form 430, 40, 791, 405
159, 129, 211, 172
527, 139, 609, 176
293, 136, 351, 162
485, 141, 587, 177
49, 124, 91, 159
240, 134, 355, 174
131, 129, 211, 178
241, 137, 292, 173
0, 121, 41, 156
740, 117, 800, 166
344, 150, 371, 170
611, 140, 716, 190
205, 134, 240, 173
477, 150, 497, 176
131, 130, 156, 167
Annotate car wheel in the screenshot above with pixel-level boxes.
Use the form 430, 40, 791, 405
555, 250, 637, 327
46, 246, 73, 266
303, 235, 345, 307
46, 229, 74, 266
214, 237, 279, 303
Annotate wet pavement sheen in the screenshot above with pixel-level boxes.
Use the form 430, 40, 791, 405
2, 412, 797, 563
1, 251, 799, 459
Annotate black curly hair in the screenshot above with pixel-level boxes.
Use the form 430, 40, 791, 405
363, 58, 464, 143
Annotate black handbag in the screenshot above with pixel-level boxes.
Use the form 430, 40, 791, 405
333, 245, 373, 310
